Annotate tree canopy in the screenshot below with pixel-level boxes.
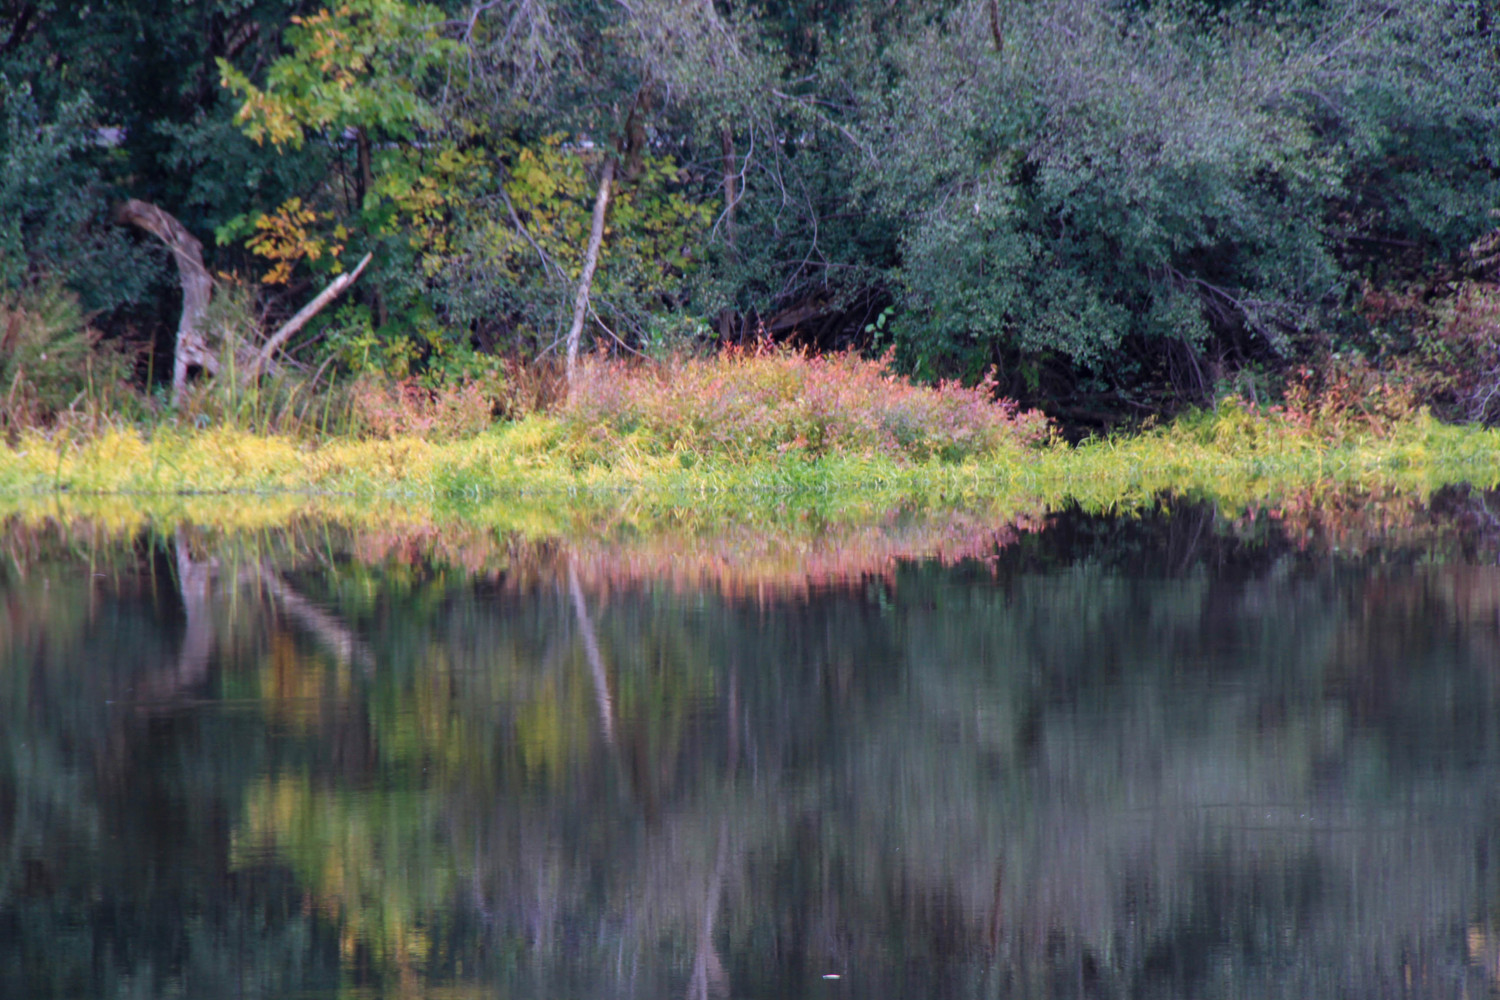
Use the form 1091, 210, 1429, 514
3, 0, 1497, 421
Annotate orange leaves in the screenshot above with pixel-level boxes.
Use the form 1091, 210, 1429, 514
220, 0, 455, 149
290, 6, 365, 84
246, 199, 345, 285
227, 86, 304, 148
1272, 356, 1417, 442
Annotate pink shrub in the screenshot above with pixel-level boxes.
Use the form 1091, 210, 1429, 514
560, 347, 1052, 460
348, 375, 495, 439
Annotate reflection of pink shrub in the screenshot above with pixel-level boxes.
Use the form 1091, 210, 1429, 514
343, 507, 1050, 598
561, 347, 1052, 460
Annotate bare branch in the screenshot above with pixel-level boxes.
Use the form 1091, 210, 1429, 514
249, 252, 373, 379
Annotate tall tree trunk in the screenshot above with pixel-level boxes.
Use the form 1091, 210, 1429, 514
565, 157, 615, 386
116, 199, 217, 406
1, 4, 38, 54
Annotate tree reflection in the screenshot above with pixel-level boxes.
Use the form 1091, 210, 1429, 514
4, 493, 1500, 997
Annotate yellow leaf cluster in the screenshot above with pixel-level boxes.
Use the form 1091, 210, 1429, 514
290, 6, 366, 84
231, 88, 304, 148
246, 198, 345, 285
377, 145, 489, 275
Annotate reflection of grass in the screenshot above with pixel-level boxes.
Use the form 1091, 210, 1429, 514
1, 404, 1497, 506
0, 499, 1052, 596
7, 480, 1498, 599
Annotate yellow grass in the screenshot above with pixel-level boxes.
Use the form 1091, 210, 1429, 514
1, 403, 1498, 519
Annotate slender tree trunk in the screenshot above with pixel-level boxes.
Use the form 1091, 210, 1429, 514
352, 128, 388, 327
355, 127, 373, 208
716, 127, 740, 344
687, 820, 732, 1000
565, 157, 615, 386
116, 199, 217, 406
720, 126, 738, 247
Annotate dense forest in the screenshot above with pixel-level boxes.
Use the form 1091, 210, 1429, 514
2, 0, 1499, 428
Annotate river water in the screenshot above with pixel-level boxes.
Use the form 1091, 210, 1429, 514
5, 493, 1500, 998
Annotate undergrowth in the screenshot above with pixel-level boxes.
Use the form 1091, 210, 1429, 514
1, 285, 141, 436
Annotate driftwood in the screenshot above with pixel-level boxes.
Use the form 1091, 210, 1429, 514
116, 199, 217, 406
565, 157, 615, 385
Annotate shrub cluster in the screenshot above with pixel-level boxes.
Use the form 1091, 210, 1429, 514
1, 285, 137, 435
559, 347, 1052, 462
1358, 255, 1500, 426
1272, 355, 1419, 442
347, 375, 499, 440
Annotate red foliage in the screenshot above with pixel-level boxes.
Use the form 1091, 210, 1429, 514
1272, 353, 1416, 440
1353, 228, 1500, 423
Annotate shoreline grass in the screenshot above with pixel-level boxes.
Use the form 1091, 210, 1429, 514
0, 404, 1497, 511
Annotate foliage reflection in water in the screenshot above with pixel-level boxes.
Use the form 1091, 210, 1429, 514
5, 491, 1500, 998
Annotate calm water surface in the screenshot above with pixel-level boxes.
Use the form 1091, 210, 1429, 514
6, 497, 1500, 998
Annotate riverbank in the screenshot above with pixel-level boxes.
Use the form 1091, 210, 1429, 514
2, 403, 1498, 514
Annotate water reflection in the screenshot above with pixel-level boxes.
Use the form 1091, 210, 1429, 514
4, 491, 1500, 998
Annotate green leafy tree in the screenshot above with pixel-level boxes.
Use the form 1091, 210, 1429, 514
831, 0, 1500, 405
0, 78, 157, 311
